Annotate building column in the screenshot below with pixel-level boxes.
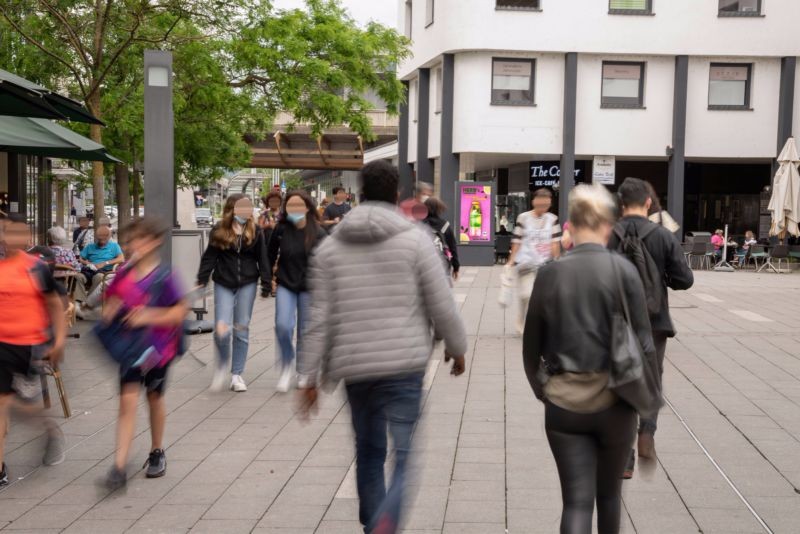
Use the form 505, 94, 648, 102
440, 54, 459, 227
416, 68, 433, 185
776, 56, 796, 166
559, 52, 578, 218
398, 80, 413, 200
668, 55, 688, 234
7, 152, 23, 214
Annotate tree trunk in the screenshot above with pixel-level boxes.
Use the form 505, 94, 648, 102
115, 163, 131, 229
87, 92, 104, 220
132, 171, 140, 217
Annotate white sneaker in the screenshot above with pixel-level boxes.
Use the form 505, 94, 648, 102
276, 366, 293, 393
210, 366, 227, 392
231, 374, 247, 392
296, 374, 310, 389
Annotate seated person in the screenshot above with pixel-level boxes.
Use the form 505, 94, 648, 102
79, 225, 124, 291
711, 229, 725, 259
72, 217, 94, 253
743, 230, 757, 250
47, 227, 81, 275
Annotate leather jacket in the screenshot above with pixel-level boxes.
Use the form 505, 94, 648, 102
522, 243, 655, 397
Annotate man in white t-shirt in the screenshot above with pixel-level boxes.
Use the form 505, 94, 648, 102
508, 189, 561, 334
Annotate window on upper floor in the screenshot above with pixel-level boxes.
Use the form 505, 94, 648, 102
405, 1, 413, 38
434, 66, 443, 113
708, 63, 752, 109
719, 0, 761, 16
491, 58, 535, 106
426, 0, 434, 26
496, 0, 541, 10
601, 62, 645, 108
609, 0, 652, 15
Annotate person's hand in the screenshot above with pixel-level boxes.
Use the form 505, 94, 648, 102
123, 306, 153, 328
297, 387, 319, 421
334, 217, 341, 224
452, 270, 460, 282
261, 288, 270, 299
271, 279, 277, 293
532, 381, 545, 402
44, 342, 65, 366
444, 351, 466, 376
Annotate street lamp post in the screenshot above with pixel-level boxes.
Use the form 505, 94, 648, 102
144, 50, 174, 264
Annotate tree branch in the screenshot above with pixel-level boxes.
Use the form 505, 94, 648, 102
229, 74, 272, 88
86, 11, 143, 102
39, 0, 92, 71
0, 7, 88, 97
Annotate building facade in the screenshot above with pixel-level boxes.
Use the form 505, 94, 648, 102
397, 0, 800, 237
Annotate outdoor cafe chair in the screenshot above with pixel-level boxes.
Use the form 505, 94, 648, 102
759, 244, 789, 274
745, 245, 768, 271
789, 245, 800, 263
682, 242, 693, 267
688, 242, 711, 270
495, 235, 512, 265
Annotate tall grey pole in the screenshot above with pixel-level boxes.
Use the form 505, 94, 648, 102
144, 50, 174, 264
398, 80, 413, 200
559, 52, 578, 219
668, 55, 688, 235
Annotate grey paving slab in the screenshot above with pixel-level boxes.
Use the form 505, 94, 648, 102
0, 268, 798, 532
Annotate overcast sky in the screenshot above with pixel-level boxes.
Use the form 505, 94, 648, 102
271, 0, 398, 29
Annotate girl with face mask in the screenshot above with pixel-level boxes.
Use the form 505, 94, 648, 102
196, 194, 271, 393
267, 190, 326, 392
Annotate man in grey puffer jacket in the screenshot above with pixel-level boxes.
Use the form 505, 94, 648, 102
298, 161, 467, 534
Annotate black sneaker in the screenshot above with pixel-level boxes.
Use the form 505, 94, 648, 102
144, 449, 166, 478
0, 463, 8, 486
105, 465, 127, 491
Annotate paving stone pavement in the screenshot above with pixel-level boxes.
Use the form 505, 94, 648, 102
0, 266, 799, 533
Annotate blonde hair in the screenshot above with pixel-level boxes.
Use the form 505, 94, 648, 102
568, 184, 616, 231
211, 193, 257, 248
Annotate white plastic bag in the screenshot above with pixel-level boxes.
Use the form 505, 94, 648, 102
497, 264, 515, 308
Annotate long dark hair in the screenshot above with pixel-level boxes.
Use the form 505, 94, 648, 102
211, 193, 257, 248
280, 190, 321, 251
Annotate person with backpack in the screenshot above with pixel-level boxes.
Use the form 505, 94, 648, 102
507, 188, 562, 334
608, 177, 694, 477
94, 216, 189, 490
423, 197, 460, 282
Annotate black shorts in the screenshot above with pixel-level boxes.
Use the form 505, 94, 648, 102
0, 342, 33, 395
120, 362, 171, 395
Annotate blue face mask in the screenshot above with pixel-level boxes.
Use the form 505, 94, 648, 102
287, 213, 306, 225
234, 215, 248, 225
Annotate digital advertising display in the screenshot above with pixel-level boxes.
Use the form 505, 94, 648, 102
458, 183, 492, 244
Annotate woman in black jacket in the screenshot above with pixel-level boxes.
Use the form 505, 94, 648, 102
523, 184, 657, 534
268, 190, 326, 392
423, 197, 460, 282
196, 194, 270, 393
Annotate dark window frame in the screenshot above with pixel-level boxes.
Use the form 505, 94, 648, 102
495, 0, 542, 11
601, 61, 646, 109
718, 0, 763, 17
608, 0, 654, 16
425, 0, 434, 27
708, 62, 753, 110
490, 57, 536, 107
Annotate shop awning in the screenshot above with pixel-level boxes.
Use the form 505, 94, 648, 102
0, 116, 120, 162
0, 69, 103, 125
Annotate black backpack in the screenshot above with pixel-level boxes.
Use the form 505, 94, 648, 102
613, 222, 663, 317
430, 221, 453, 269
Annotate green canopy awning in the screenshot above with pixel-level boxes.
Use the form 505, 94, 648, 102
0, 116, 120, 163
0, 69, 104, 125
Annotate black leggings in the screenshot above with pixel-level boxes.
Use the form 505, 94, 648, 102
545, 401, 636, 534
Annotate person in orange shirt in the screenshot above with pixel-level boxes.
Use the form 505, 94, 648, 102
0, 214, 67, 485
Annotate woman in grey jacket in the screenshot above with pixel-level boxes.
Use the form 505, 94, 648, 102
523, 184, 656, 534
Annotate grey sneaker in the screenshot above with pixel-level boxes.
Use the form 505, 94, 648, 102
144, 449, 166, 478
105, 466, 127, 491
43, 426, 66, 466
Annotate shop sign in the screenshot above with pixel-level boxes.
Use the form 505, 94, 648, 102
529, 162, 583, 188
458, 183, 492, 244
592, 156, 616, 185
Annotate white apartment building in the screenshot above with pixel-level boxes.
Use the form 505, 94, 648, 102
396, 0, 800, 245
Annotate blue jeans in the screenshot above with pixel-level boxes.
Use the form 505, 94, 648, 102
274, 285, 310, 368
213, 283, 257, 375
346, 373, 424, 533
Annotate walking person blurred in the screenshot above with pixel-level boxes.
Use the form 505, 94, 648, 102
258, 191, 283, 298
0, 214, 67, 485
422, 197, 460, 282
508, 188, 561, 334
197, 194, 270, 393
72, 216, 94, 253
96, 216, 189, 490
523, 185, 658, 534
321, 186, 351, 232
298, 161, 467, 534
268, 191, 325, 392
608, 177, 693, 477
399, 181, 433, 221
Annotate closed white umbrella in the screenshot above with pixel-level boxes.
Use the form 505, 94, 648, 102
768, 137, 800, 238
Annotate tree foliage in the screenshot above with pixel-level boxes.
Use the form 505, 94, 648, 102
0, 0, 409, 198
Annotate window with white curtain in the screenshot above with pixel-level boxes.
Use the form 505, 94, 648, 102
601, 62, 645, 107
708, 64, 752, 109
491, 58, 535, 106
609, 0, 652, 14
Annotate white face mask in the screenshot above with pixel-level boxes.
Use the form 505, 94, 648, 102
420, 195, 430, 203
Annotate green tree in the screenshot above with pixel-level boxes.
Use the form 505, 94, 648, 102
0, 0, 409, 215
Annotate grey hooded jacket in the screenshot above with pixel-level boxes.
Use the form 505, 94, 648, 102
298, 202, 468, 386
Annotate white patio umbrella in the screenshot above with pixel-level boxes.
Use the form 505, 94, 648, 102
768, 137, 800, 239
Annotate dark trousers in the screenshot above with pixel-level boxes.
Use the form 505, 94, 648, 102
346, 373, 423, 534
546, 401, 637, 534
639, 332, 668, 434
